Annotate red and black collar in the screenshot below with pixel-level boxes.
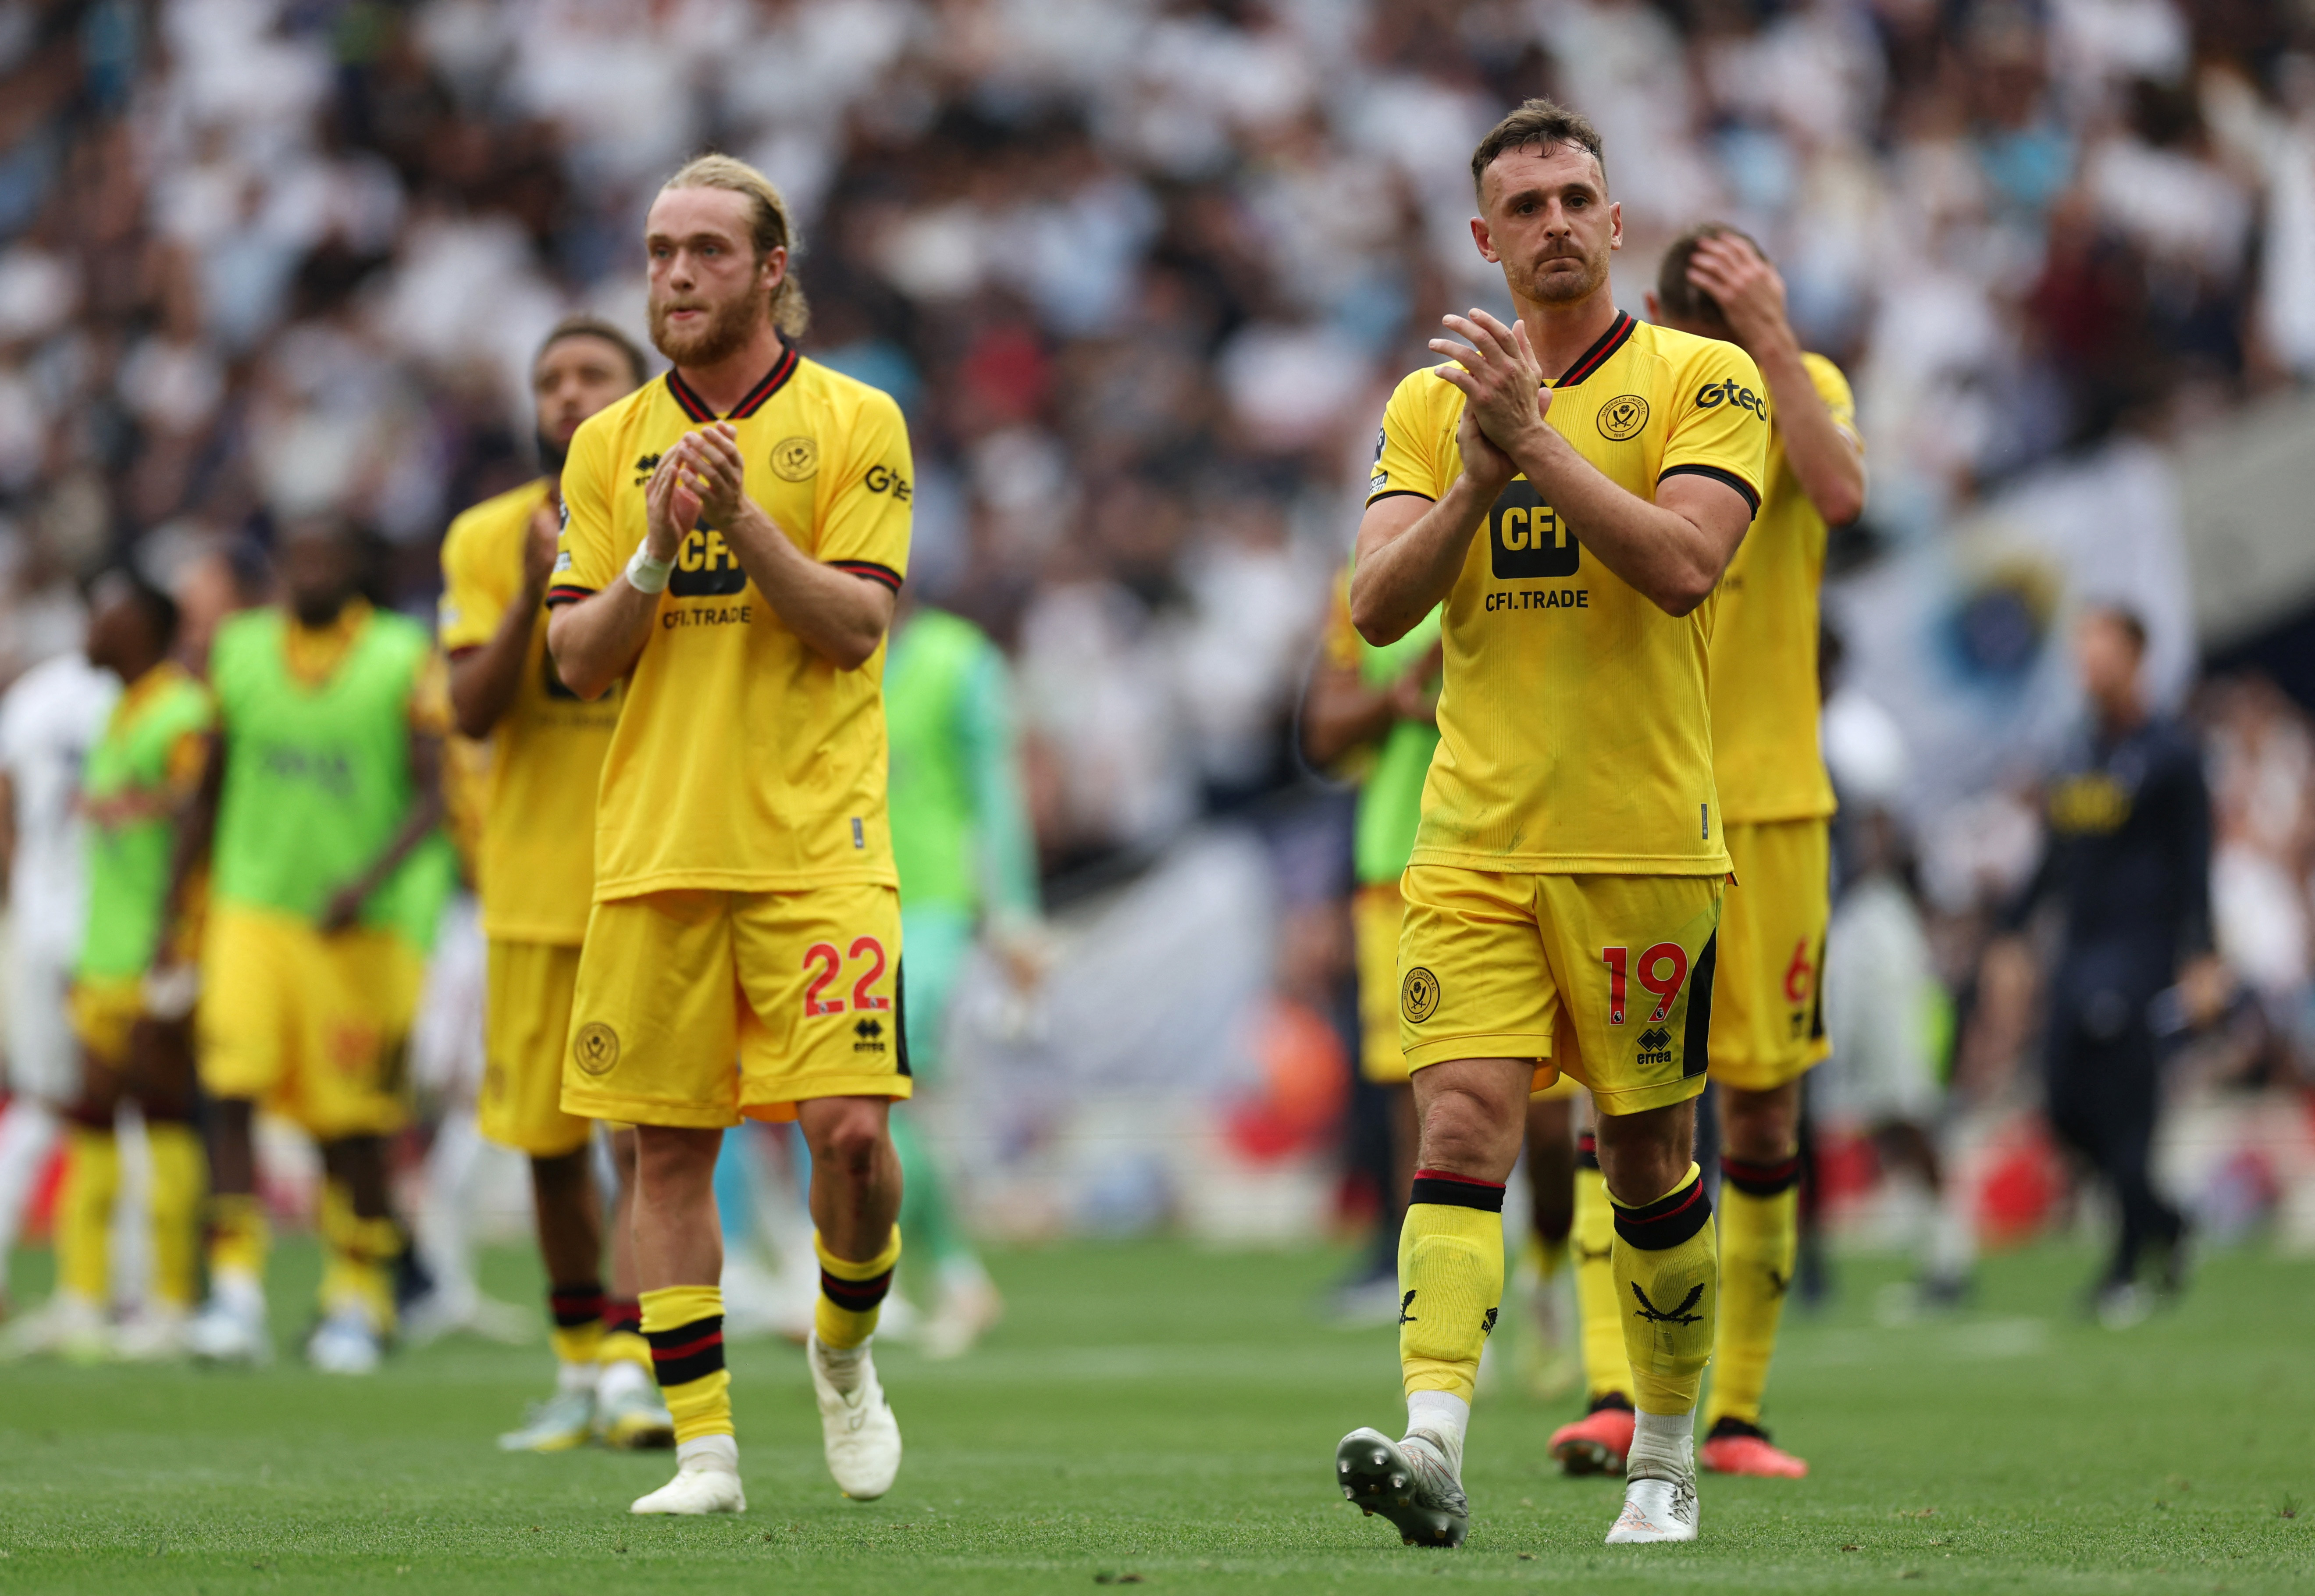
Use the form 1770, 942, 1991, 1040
1551, 310, 1635, 389
665, 340, 801, 422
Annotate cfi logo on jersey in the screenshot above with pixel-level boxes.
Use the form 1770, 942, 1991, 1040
1596, 394, 1649, 441
769, 436, 819, 482
669, 526, 748, 597
1487, 480, 1579, 581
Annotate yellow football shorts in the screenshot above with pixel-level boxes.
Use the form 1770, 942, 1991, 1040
1360, 879, 1578, 1101
562, 884, 912, 1129
1397, 865, 1723, 1116
1709, 817, 1832, 1093
480, 938, 591, 1158
69, 976, 143, 1070
1354, 882, 1413, 1085
198, 904, 422, 1139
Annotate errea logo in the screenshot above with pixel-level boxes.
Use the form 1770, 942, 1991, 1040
1694, 378, 1767, 420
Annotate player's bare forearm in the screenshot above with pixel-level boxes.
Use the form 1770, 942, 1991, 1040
547, 581, 656, 701
1349, 477, 1492, 645
158, 734, 224, 946
721, 500, 895, 670
1300, 659, 1397, 768
1749, 335, 1865, 527
448, 602, 540, 738
1509, 429, 1744, 616
321, 734, 445, 933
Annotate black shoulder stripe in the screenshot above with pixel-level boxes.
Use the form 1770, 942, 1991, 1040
544, 584, 598, 608
1659, 463, 1760, 516
1365, 489, 1436, 507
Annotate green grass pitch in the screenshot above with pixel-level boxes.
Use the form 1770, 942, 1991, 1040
0, 1236, 2307, 1593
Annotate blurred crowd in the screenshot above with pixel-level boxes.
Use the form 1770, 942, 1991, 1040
2, 0, 2315, 1263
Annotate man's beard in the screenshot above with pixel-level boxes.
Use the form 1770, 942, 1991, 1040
1526, 247, 1609, 305
292, 589, 348, 628
536, 427, 568, 472
649, 289, 765, 368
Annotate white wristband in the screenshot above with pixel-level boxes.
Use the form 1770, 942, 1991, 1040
626, 540, 673, 594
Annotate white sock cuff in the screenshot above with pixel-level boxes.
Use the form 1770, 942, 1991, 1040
556, 1359, 600, 1395
677, 1434, 739, 1473
1631, 1406, 1694, 1456
1405, 1389, 1471, 1476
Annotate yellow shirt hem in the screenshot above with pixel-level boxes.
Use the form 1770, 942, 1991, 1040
593, 864, 901, 902
1407, 846, 1733, 877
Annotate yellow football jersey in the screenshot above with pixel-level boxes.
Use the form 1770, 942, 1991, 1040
1707, 353, 1856, 824
1367, 310, 1768, 876
440, 477, 620, 942
549, 344, 912, 900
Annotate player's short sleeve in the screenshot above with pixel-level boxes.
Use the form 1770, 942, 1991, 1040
1657, 342, 1771, 517
438, 510, 511, 653
1802, 352, 1861, 452
816, 388, 912, 593
548, 413, 618, 608
1367, 373, 1448, 506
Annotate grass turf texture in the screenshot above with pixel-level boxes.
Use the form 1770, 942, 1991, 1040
0, 1237, 2305, 1594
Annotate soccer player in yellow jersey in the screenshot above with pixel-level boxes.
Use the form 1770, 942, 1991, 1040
547, 154, 913, 1517
1332, 100, 1769, 1549
440, 315, 677, 1454
1553, 224, 1866, 1482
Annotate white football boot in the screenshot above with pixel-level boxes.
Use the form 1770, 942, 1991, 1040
0, 1291, 109, 1362
497, 1387, 596, 1452
593, 1359, 676, 1450
631, 1437, 746, 1515
306, 1304, 384, 1375
808, 1333, 902, 1500
185, 1275, 272, 1366
111, 1301, 192, 1362
1607, 1436, 1701, 1543
1334, 1426, 1470, 1547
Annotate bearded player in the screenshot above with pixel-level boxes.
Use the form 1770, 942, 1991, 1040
1553, 225, 1865, 1482
440, 315, 677, 1452
1332, 100, 1768, 1548
547, 154, 914, 1516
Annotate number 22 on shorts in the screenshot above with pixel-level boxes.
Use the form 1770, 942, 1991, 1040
1601, 943, 1691, 1026
801, 937, 892, 1017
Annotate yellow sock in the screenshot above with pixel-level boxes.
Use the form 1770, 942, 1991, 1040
547, 1285, 605, 1368
600, 1299, 651, 1370
57, 1125, 121, 1304
1397, 1170, 1507, 1403
814, 1226, 901, 1350
144, 1121, 206, 1310
317, 1181, 401, 1331
208, 1191, 269, 1282
1705, 1155, 1799, 1431
1571, 1147, 1628, 1402
641, 1283, 730, 1443
1610, 1161, 1718, 1415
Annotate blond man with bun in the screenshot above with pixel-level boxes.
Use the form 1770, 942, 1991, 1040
547, 154, 915, 1516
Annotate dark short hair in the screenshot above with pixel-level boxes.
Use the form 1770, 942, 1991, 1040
1655, 222, 1766, 334
1470, 98, 1606, 201
537, 314, 650, 385
2085, 602, 2149, 656
93, 566, 181, 652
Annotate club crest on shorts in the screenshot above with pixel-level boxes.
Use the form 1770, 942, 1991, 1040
1596, 394, 1649, 441
769, 435, 819, 482
1401, 966, 1441, 1024
572, 1021, 621, 1076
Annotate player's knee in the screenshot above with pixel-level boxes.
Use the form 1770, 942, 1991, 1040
1414, 1089, 1520, 1181
1719, 1083, 1799, 1164
809, 1105, 890, 1182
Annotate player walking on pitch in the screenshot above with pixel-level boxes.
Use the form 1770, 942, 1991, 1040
439, 316, 674, 1452
1553, 224, 1866, 1481
1333, 100, 1767, 1547
548, 154, 915, 1516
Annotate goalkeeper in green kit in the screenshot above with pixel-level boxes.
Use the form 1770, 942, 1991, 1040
881, 600, 1043, 1357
